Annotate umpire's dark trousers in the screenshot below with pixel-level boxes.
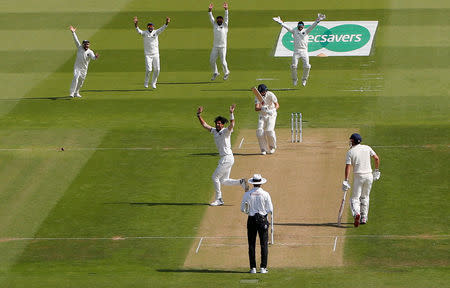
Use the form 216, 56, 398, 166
247, 213, 269, 269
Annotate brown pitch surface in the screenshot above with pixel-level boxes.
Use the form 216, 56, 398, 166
184, 128, 354, 269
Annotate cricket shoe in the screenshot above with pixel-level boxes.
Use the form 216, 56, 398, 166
240, 178, 250, 192
269, 148, 276, 154
260, 268, 268, 274
223, 73, 230, 80
151, 83, 157, 89
302, 80, 307, 86
354, 214, 361, 227
144, 84, 149, 88
75, 93, 82, 98
360, 217, 367, 225
211, 73, 219, 81
261, 151, 267, 155
69, 94, 74, 98
210, 198, 224, 206
249, 268, 256, 274
293, 79, 298, 86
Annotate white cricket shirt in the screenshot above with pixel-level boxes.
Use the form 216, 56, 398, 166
255, 91, 278, 117
346, 144, 377, 174
211, 127, 233, 157
209, 10, 228, 48
72, 32, 96, 72
282, 20, 319, 51
241, 187, 273, 216
136, 25, 167, 55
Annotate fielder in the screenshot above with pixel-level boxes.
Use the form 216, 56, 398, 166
208, 2, 230, 81
134, 16, 170, 89
273, 13, 325, 86
241, 174, 273, 274
69, 26, 99, 98
254, 84, 279, 155
197, 104, 249, 206
342, 133, 381, 227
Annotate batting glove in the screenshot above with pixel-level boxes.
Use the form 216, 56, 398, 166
342, 180, 351, 191
373, 169, 381, 181
272, 16, 283, 24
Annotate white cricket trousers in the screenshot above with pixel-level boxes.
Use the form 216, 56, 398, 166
350, 173, 373, 219
210, 47, 230, 75
291, 50, 311, 81
70, 69, 87, 95
256, 114, 277, 152
212, 154, 240, 200
145, 54, 160, 86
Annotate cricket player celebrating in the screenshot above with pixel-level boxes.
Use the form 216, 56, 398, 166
69, 26, 99, 98
254, 84, 279, 155
272, 13, 326, 86
208, 2, 230, 81
134, 16, 170, 89
342, 133, 381, 227
197, 104, 249, 206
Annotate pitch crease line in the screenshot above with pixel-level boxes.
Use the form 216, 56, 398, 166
333, 236, 338, 252
238, 137, 245, 149
195, 237, 204, 254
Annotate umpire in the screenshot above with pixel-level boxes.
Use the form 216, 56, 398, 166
240, 174, 273, 274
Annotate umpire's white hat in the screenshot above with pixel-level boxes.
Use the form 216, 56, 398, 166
248, 174, 267, 185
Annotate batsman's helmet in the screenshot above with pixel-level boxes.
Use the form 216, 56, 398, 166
350, 133, 362, 144
257, 84, 268, 94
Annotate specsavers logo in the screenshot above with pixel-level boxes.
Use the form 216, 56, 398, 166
275, 21, 378, 57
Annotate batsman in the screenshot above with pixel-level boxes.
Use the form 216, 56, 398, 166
342, 133, 381, 227
253, 84, 280, 155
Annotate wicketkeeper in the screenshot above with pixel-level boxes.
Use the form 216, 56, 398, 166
273, 13, 325, 86
254, 84, 279, 155
342, 133, 381, 227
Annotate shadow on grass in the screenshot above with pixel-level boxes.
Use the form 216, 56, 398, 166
104, 202, 210, 206
157, 268, 248, 274
0, 96, 73, 101
189, 152, 262, 157
200, 88, 299, 92
275, 222, 353, 229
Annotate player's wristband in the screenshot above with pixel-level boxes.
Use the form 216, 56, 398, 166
230, 113, 234, 120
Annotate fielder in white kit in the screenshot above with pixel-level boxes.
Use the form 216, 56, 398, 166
342, 133, 381, 227
273, 13, 325, 86
69, 26, 99, 98
197, 104, 249, 206
208, 2, 230, 81
254, 84, 279, 155
134, 16, 170, 89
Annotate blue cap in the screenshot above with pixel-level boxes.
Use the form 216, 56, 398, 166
350, 133, 362, 144
257, 84, 268, 93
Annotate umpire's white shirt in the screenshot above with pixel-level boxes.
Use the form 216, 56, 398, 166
211, 127, 233, 157
72, 32, 96, 73
136, 25, 168, 55
209, 10, 228, 48
282, 20, 319, 51
241, 187, 273, 216
255, 91, 278, 117
346, 144, 377, 174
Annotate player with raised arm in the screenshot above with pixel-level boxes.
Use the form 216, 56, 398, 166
197, 104, 249, 206
134, 16, 170, 89
273, 13, 325, 86
69, 26, 99, 98
208, 2, 230, 81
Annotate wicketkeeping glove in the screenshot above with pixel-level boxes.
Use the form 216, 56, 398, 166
318, 13, 326, 21
342, 180, 351, 191
272, 16, 283, 24
373, 169, 381, 181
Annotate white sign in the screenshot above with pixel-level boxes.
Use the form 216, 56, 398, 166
274, 21, 379, 57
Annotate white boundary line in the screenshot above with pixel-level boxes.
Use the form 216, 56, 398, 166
195, 237, 204, 254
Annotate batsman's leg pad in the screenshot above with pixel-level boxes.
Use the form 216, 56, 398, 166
265, 130, 277, 149
256, 128, 267, 151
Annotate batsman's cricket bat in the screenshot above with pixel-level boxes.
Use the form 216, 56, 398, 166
270, 213, 274, 244
337, 190, 348, 226
251, 87, 264, 105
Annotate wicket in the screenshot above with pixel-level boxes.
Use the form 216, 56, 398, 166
291, 112, 302, 143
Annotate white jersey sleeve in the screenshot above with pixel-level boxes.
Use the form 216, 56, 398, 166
281, 22, 294, 33
208, 12, 215, 25
265, 192, 273, 214
72, 31, 81, 48
154, 24, 168, 36
224, 9, 229, 26
305, 19, 320, 34
88, 50, 96, 60
136, 27, 145, 36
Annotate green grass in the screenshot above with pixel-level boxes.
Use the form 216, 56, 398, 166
0, 0, 449, 287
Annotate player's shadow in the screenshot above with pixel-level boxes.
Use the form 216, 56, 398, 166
7, 96, 73, 101
200, 88, 299, 92
104, 202, 209, 206
189, 152, 219, 156
234, 152, 266, 156
157, 269, 247, 274
275, 222, 353, 229
81, 89, 150, 92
